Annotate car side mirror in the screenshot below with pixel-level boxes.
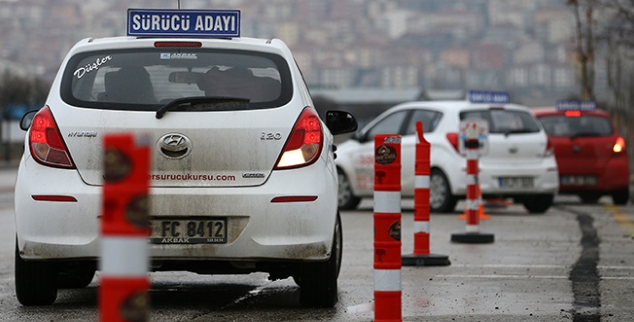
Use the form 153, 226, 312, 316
325, 110, 358, 135
20, 110, 38, 131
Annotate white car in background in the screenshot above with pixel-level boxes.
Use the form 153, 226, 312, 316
335, 97, 559, 214
14, 9, 357, 307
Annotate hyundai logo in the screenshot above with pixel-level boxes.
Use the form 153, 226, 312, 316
158, 133, 192, 159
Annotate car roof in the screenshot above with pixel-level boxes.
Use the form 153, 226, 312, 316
80, 35, 275, 45
388, 100, 533, 113
67, 36, 289, 55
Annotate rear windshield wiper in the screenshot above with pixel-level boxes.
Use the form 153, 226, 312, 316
499, 129, 535, 137
156, 96, 250, 119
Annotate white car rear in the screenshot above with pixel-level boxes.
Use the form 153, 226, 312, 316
14, 10, 357, 307
336, 100, 558, 213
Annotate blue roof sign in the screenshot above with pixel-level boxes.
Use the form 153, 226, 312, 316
127, 9, 240, 37
556, 100, 597, 111
468, 90, 510, 104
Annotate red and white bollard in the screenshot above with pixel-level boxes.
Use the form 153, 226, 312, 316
458, 185, 491, 220
373, 134, 402, 322
100, 133, 151, 322
402, 121, 450, 266
451, 123, 494, 244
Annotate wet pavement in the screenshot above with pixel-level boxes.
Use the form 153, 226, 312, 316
1, 166, 633, 321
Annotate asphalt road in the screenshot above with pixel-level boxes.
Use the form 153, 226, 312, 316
0, 167, 633, 321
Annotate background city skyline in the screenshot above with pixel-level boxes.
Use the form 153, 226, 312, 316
0, 0, 588, 107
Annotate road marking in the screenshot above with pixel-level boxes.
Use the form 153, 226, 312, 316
605, 204, 634, 237
434, 274, 634, 280
434, 263, 634, 280
434, 274, 567, 279
599, 265, 634, 270
447, 264, 567, 269
347, 302, 374, 314
443, 263, 634, 270
601, 276, 634, 280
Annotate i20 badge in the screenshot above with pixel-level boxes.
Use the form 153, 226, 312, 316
158, 133, 192, 159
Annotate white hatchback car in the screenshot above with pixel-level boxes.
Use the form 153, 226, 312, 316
14, 9, 357, 307
336, 98, 559, 214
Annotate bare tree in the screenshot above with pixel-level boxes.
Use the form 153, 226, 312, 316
601, 0, 634, 111
585, 0, 634, 169
0, 71, 49, 108
0, 71, 50, 160
602, 0, 634, 49
568, 0, 597, 101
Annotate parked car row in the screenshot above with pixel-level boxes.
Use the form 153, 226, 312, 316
335, 95, 630, 213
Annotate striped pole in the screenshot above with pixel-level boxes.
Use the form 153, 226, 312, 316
451, 122, 494, 244
373, 134, 402, 322
100, 133, 151, 322
465, 145, 480, 232
402, 121, 450, 266
458, 185, 491, 220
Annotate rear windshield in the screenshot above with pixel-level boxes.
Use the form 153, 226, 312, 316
460, 109, 541, 134
60, 48, 293, 111
537, 114, 613, 137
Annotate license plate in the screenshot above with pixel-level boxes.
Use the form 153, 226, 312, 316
560, 175, 597, 186
149, 218, 227, 244
498, 177, 534, 189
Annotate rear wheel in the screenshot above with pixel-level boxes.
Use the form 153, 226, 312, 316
612, 189, 629, 205
430, 169, 457, 213
522, 194, 554, 214
298, 212, 341, 308
337, 168, 361, 210
15, 241, 58, 305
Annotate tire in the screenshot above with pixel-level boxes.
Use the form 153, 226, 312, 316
15, 241, 58, 306
58, 266, 95, 289
298, 212, 341, 308
429, 168, 457, 213
579, 192, 601, 204
522, 194, 554, 214
612, 189, 629, 205
337, 168, 361, 210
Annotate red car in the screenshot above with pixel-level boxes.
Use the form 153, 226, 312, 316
533, 101, 630, 204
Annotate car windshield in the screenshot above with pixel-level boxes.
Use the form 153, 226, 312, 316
460, 109, 541, 135
60, 48, 292, 111
352, 108, 442, 141
537, 114, 613, 137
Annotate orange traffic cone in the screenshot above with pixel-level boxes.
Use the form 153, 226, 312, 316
458, 186, 491, 220
484, 198, 512, 208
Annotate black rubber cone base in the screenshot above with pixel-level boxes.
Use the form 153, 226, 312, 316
402, 253, 451, 266
451, 232, 495, 244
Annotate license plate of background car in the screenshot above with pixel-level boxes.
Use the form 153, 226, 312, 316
149, 218, 227, 244
498, 177, 534, 189
560, 175, 597, 186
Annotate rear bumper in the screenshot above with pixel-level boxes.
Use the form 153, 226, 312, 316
449, 160, 559, 197
15, 156, 337, 263
557, 156, 630, 193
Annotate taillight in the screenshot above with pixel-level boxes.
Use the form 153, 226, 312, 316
544, 138, 554, 157
29, 106, 75, 169
275, 108, 323, 170
446, 132, 460, 152
613, 137, 626, 153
